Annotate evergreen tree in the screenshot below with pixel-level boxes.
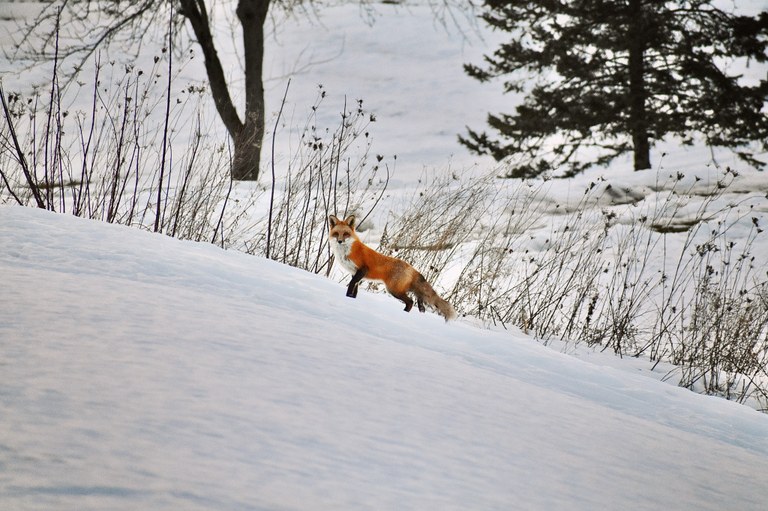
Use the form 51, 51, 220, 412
462, 0, 768, 178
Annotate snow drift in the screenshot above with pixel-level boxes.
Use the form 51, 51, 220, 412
1, 205, 767, 510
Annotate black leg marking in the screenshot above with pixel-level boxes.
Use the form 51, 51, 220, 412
417, 299, 426, 313
346, 267, 367, 298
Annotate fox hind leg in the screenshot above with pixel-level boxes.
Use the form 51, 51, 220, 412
390, 291, 414, 312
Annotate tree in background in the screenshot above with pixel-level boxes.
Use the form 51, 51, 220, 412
179, 0, 269, 181
12, 0, 475, 182
461, 0, 768, 178
13, 0, 278, 181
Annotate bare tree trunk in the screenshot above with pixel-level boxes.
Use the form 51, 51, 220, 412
628, 0, 651, 171
234, 0, 270, 181
179, 0, 269, 181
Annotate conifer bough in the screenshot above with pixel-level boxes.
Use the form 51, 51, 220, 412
462, 0, 768, 178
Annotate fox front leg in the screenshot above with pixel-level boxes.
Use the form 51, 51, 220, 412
347, 267, 367, 298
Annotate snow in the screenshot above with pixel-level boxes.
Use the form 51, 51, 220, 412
259, 3, 505, 173
0, 1, 507, 180
2, 205, 768, 510
2, 2, 768, 509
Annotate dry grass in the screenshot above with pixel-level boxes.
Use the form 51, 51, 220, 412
383, 167, 768, 410
3, 47, 766, 412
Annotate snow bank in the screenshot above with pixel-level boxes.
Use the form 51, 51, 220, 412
1, 206, 767, 510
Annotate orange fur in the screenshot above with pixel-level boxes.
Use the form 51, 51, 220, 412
328, 214, 456, 321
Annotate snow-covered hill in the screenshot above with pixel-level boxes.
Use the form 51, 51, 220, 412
2, 205, 767, 510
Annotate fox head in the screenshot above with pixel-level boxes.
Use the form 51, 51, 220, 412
328, 214, 358, 247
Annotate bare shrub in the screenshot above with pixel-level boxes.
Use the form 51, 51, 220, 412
658, 211, 768, 405
0, 54, 386, 269
3, 25, 766, 411
0, 50, 241, 241
387, 165, 767, 409
244, 88, 390, 275
378, 170, 499, 284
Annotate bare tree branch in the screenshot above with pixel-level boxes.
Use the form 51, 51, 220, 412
179, 0, 244, 139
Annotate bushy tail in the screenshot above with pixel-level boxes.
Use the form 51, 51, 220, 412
412, 274, 457, 322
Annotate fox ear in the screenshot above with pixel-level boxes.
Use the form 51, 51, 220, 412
328, 215, 340, 229
344, 215, 356, 230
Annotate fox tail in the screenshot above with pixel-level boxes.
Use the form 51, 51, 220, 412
412, 274, 457, 322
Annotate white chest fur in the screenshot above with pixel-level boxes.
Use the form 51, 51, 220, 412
331, 239, 359, 275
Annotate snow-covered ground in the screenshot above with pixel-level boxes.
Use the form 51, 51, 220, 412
2, 205, 768, 510
2, 2, 768, 508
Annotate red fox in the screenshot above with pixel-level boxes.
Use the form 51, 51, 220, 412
328, 214, 457, 321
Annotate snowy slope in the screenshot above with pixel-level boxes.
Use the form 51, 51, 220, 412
2, 206, 768, 511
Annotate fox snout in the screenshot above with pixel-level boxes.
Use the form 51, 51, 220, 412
333, 235, 352, 247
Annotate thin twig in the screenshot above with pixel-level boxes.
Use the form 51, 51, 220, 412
155, 6, 174, 233
0, 85, 45, 208
266, 78, 290, 259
